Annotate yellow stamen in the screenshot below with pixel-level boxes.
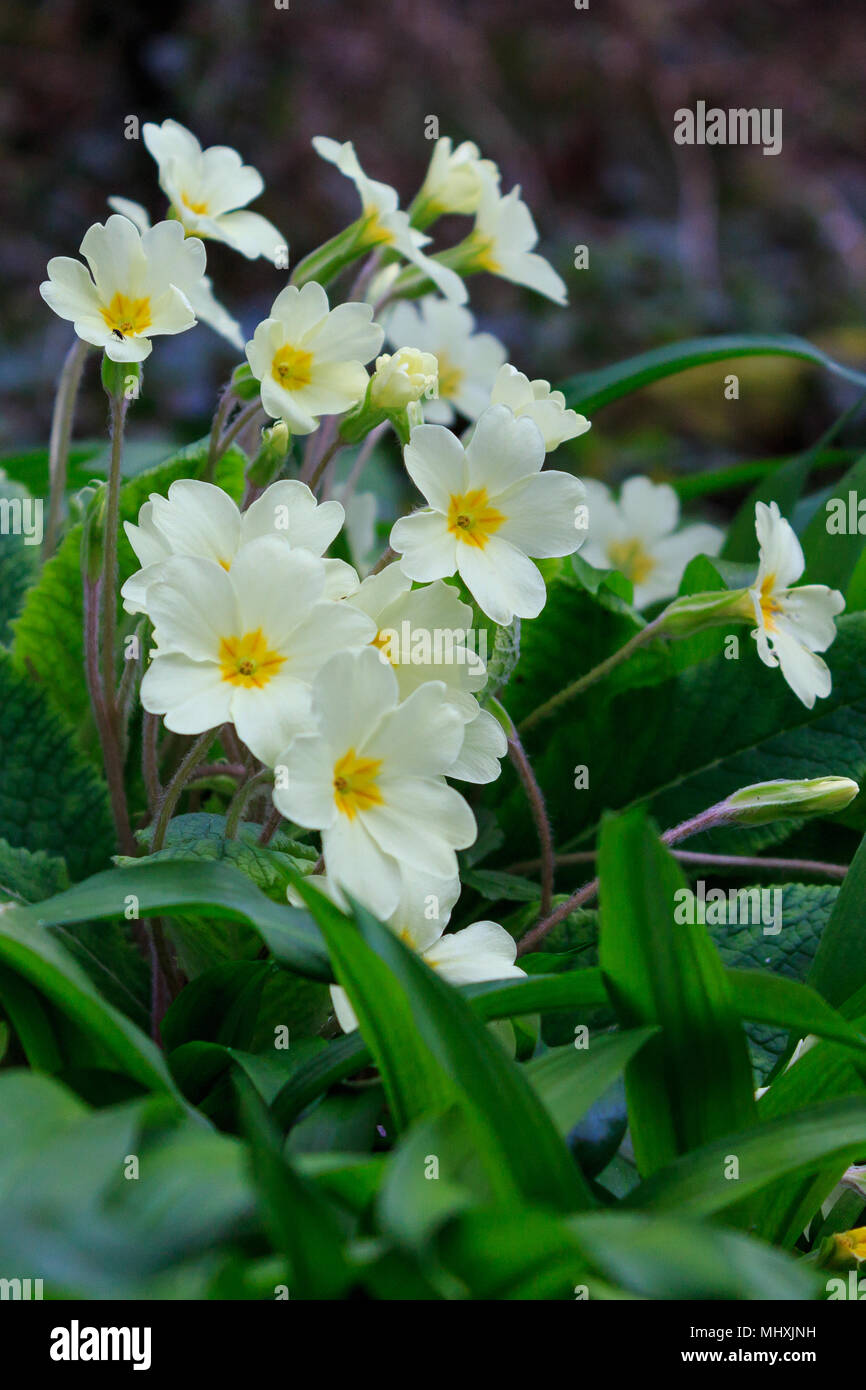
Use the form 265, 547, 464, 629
436, 355, 464, 399
446, 487, 505, 550
219, 630, 286, 688
100, 292, 152, 338
759, 572, 782, 632
333, 748, 384, 820
607, 538, 656, 587
272, 343, 314, 391
181, 192, 210, 216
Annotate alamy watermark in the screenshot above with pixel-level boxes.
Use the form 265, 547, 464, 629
375, 623, 488, 673
0, 496, 43, 546
674, 880, 782, 935
674, 102, 782, 157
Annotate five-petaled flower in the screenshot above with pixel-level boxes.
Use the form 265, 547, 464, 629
581, 476, 724, 608
40, 214, 206, 362
140, 541, 375, 766
390, 404, 586, 624
273, 647, 477, 919
746, 501, 845, 709
246, 282, 384, 435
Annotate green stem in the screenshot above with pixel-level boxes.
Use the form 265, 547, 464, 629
150, 728, 218, 852
44, 337, 90, 560
225, 769, 274, 839
518, 616, 666, 736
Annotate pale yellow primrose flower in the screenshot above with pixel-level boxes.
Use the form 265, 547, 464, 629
369, 347, 439, 410
40, 214, 205, 363
581, 476, 724, 609
459, 173, 568, 305
272, 647, 476, 920
140, 540, 375, 767
107, 195, 244, 350
489, 364, 590, 452
746, 501, 845, 709
121, 477, 359, 616
141, 118, 287, 264
312, 136, 467, 304
246, 282, 384, 435
386, 298, 506, 424
413, 137, 500, 221
347, 563, 507, 784
390, 404, 586, 625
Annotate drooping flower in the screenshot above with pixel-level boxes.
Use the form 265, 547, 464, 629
246, 282, 384, 435
369, 347, 439, 410
140, 119, 287, 264
410, 137, 500, 225
489, 364, 590, 452
347, 563, 506, 783
581, 476, 724, 609
390, 405, 586, 624
140, 540, 375, 766
746, 501, 845, 709
122, 478, 358, 615
107, 196, 244, 350
385, 299, 506, 424
40, 214, 206, 362
453, 175, 568, 305
312, 137, 467, 303
272, 647, 476, 919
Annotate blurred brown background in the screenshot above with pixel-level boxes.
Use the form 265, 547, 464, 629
3, 0, 866, 483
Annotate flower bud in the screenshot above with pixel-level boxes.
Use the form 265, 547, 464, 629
230, 362, 261, 402
656, 587, 755, 638
246, 420, 292, 487
721, 777, 859, 826
369, 348, 439, 410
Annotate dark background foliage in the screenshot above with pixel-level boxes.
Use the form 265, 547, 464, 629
3, 0, 866, 485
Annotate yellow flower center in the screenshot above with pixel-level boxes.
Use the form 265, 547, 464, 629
332, 748, 384, 820
469, 233, 501, 273
181, 192, 210, 216
218, 630, 286, 688
446, 488, 505, 550
100, 292, 152, 339
759, 572, 782, 632
272, 344, 314, 391
436, 355, 464, 399
362, 210, 396, 247
607, 538, 656, 587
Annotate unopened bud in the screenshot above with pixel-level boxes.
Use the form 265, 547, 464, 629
370, 348, 439, 410
657, 587, 754, 638
722, 777, 859, 826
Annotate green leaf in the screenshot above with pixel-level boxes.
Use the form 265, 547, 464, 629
8, 859, 330, 980
722, 452, 812, 563
0, 838, 69, 904
809, 829, 866, 1011
0, 912, 182, 1098
0, 533, 38, 646
268, 968, 612, 1131
526, 1027, 658, 1138
725, 968, 866, 1057
11, 440, 245, 752
628, 1095, 866, 1219
561, 333, 866, 415
502, 612, 866, 860
597, 809, 756, 1176
0, 649, 113, 879
301, 880, 595, 1211
236, 1076, 351, 1299
801, 453, 866, 591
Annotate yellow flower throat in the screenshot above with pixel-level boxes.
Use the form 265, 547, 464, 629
446, 487, 505, 549
333, 749, 383, 819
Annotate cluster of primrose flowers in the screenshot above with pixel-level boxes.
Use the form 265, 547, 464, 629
40, 120, 847, 1032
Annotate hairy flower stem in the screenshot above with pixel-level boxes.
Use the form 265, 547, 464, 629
306, 437, 342, 494
340, 421, 389, 507
215, 400, 264, 468
142, 711, 162, 814
225, 769, 273, 839
507, 848, 848, 879
518, 616, 666, 736
203, 386, 234, 483
89, 386, 137, 855
258, 805, 284, 846
150, 728, 218, 853
301, 415, 340, 486
368, 545, 396, 576
515, 792, 781, 954
507, 727, 554, 915
44, 337, 90, 560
